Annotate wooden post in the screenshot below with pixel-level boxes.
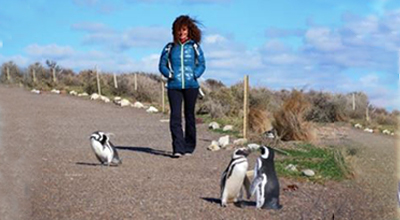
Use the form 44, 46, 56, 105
113, 73, 118, 89
161, 81, 165, 113
352, 93, 355, 111
135, 73, 138, 91
6, 66, 10, 81
366, 104, 370, 122
243, 75, 249, 139
52, 68, 57, 83
95, 66, 101, 96
32, 68, 37, 83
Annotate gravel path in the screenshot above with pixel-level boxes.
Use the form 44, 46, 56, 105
0, 85, 397, 219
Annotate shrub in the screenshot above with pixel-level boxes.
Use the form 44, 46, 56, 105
273, 90, 315, 141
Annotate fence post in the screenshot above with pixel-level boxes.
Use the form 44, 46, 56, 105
6, 66, 10, 82
243, 75, 249, 139
95, 66, 101, 96
135, 73, 138, 91
161, 81, 165, 113
113, 73, 118, 89
52, 68, 57, 83
366, 104, 370, 122
352, 93, 355, 111
32, 68, 37, 83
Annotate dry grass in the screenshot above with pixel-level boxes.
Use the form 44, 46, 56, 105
273, 90, 315, 141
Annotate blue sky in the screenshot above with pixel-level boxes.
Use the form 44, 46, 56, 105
0, 0, 399, 110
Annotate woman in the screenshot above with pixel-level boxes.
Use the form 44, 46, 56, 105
159, 15, 206, 158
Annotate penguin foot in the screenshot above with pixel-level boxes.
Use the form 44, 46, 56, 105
233, 201, 244, 208
262, 203, 282, 210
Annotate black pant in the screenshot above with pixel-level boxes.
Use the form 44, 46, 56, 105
168, 88, 199, 154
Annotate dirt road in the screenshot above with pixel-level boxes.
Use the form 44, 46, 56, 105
0, 85, 397, 219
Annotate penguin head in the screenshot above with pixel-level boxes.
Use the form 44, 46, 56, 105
232, 147, 250, 159
260, 145, 274, 160
90, 131, 109, 145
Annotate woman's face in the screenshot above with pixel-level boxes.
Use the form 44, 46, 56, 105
178, 26, 189, 42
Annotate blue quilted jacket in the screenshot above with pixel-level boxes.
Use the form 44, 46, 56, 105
159, 40, 206, 89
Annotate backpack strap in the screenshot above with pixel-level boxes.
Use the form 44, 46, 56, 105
165, 42, 174, 78
193, 42, 200, 65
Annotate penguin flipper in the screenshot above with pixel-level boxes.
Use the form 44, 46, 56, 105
220, 169, 228, 198
250, 176, 263, 197
109, 141, 122, 165
243, 175, 252, 199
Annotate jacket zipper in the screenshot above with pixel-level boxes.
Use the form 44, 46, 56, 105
180, 42, 187, 89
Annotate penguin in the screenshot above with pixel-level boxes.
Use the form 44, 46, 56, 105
220, 147, 250, 207
89, 131, 122, 166
249, 145, 282, 210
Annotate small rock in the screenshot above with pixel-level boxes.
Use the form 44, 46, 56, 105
207, 141, 220, 151
90, 93, 100, 100
78, 92, 88, 97
120, 99, 131, 107
302, 169, 315, 177
100, 96, 110, 103
285, 164, 298, 172
114, 96, 122, 101
247, 143, 261, 152
160, 119, 170, 123
223, 125, 233, 131
51, 89, 61, 94
146, 106, 159, 113
208, 122, 220, 130
233, 138, 248, 146
382, 129, 390, 135
69, 90, 78, 96
364, 128, 373, 133
133, 101, 145, 108
354, 123, 363, 129
31, 89, 41, 94
218, 135, 230, 148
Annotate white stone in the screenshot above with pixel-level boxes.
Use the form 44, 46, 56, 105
218, 135, 230, 148
78, 92, 88, 97
69, 90, 78, 96
223, 125, 233, 131
207, 141, 220, 151
285, 164, 298, 172
247, 143, 261, 152
160, 119, 170, 123
90, 93, 100, 100
114, 96, 121, 101
31, 89, 41, 94
302, 169, 315, 177
354, 123, 363, 129
208, 122, 220, 130
233, 138, 248, 146
120, 99, 131, 107
100, 96, 110, 103
51, 89, 60, 94
146, 106, 159, 113
382, 129, 391, 135
364, 128, 373, 133
133, 101, 145, 108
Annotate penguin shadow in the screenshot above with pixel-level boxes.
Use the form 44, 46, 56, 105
75, 162, 103, 166
115, 146, 173, 158
201, 197, 256, 208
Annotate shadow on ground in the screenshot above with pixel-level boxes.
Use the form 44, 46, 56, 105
116, 146, 173, 158
201, 197, 256, 208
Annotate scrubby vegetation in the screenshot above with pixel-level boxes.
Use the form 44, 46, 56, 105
1, 60, 398, 143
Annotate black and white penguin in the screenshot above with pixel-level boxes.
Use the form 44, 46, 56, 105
250, 145, 282, 210
220, 147, 250, 207
89, 131, 122, 166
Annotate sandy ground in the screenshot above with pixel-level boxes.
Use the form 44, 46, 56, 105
0, 85, 397, 219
